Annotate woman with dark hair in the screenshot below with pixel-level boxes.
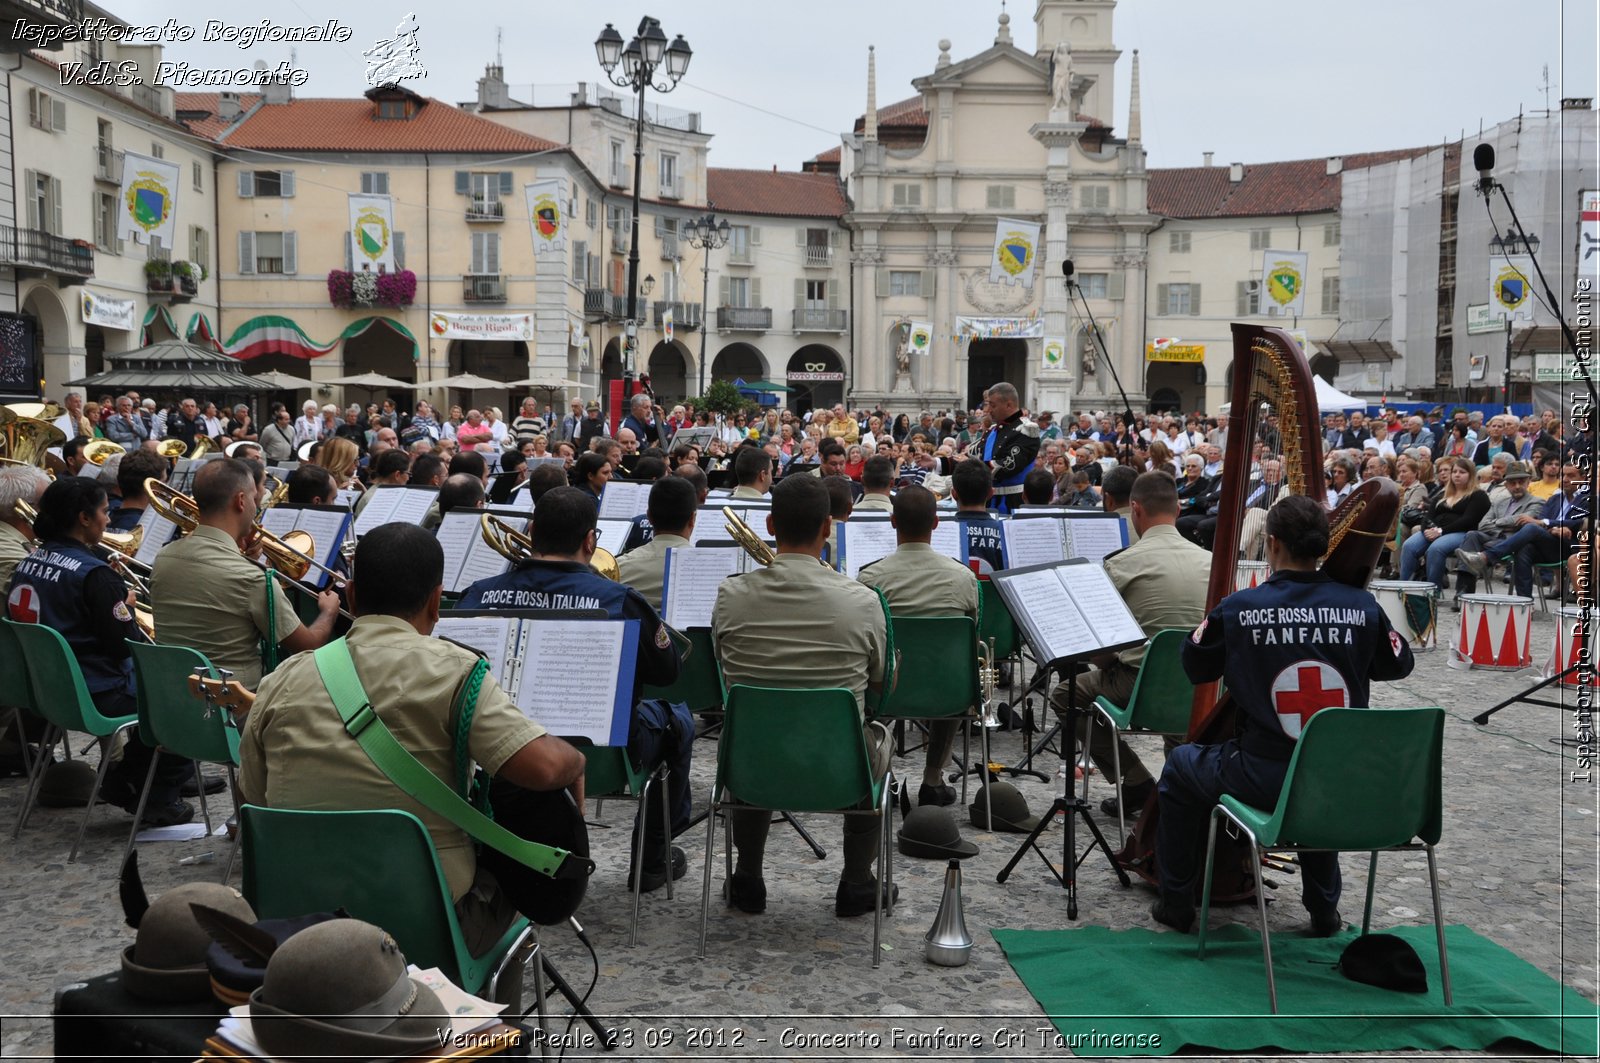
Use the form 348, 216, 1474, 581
1151, 494, 1414, 935
1398, 455, 1489, 592
890, 413, 911, 444
573, 451, 612, 503
8, 477, 194, 825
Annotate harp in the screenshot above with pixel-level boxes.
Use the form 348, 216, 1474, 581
1194, 322, 1399, 735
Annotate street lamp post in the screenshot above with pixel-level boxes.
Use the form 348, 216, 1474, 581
683, 211, 730, 397
595, 17, 692, 396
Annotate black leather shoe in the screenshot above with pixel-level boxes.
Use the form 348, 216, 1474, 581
630, 845, 687, 893
1308, 909, 1344, 938
180, 774, 227, 797
1150, 896, 1195, 933
138, 800, 195, 828
835, 877, 898, 918
1099, 780, 1154, 819
918, 783, 957, 807
725, 871, 766, 914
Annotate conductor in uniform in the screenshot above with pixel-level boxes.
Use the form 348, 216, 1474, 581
712, 475, 897, 917
152, 459, 341, 692
857, 486, 978, 807
1152, 496, 1415, 935
457, 487, 693, 893
979, 383, 1039, 514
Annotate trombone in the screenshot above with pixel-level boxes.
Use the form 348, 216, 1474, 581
478, 511, 620, 580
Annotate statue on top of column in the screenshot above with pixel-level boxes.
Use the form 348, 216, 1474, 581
1051, 43, 1073, 112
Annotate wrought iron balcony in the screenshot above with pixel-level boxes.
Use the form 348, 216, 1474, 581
0, 226, 95, 283
584, 288, 628, 319
466, 197, 504, 222
463, 273, 506, 303
792, 307, 848, 332
716, 306, 771, 331
652, 301, 702, 328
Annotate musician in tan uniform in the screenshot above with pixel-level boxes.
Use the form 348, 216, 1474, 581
1049, 471, 1210, 818
712, 475, 895, 918
857, 486, 978, 807
853, 456, 896, 513
0, 465, 48, 588
239, 523, 586, 954
729, 445, 773, 500
151, 459, 340, 691
616, 477, 698, 611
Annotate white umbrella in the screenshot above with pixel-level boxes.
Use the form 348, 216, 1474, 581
426, 373, 509, 390
250, 369, 320, 391
325, 371, 413, 389
508, 376, 591, 389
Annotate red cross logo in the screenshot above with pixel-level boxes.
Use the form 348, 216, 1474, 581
7, 584, 39, 625
1270, 661, 1347, 738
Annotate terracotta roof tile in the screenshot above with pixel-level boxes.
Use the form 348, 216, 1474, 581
1149, 146, 1441, 218
707, 168, 847, 218
851, 94, 928, 132
218, 96, 560, 154
173, 92, 260, 140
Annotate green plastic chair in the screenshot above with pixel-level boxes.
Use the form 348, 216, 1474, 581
575, 739, 672, 946
240, 806, 541, 1008
6, 619, 139, 861
699, 684, 894, 967
1086, 628, 1198, 840
126, 640, 243, 876
977, 580, 1020, 663
1197, 706, 1451, 1014
877, 615, 992, 823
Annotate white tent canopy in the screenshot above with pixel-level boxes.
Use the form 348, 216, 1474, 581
1314, 376, 1366, 413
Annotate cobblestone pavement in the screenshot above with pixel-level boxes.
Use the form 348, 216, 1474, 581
2, 606, 1596, 1060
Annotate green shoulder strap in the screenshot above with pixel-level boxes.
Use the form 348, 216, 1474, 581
311, 638, 574, 879
259, 569, 279, 677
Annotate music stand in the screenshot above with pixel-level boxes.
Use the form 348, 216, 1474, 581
988, 561, 1141, 919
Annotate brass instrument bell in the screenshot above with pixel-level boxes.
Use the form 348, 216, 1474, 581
83, 439, 126, 466
478, 511, 619, 579
721, 507, 775, 567
156, 438, 189, 461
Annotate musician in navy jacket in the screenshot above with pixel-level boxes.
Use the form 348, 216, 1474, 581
1150, 495, 1414, 936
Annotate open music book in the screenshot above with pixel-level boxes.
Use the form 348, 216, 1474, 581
990, 559, 1145, 667
352, 485, 439, 537
660, 545, 762, 629
597, 480, 650, 520
687, 505, 775, 547
435, 508, 527, 594
834, 515, 968, 580
434, 612, 637, 745
132, 506, 181, 569
1001, 512, 1128, 567
595, 518, 634, 557
256, 503, 353, 589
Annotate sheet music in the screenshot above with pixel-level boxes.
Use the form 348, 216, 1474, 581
690, 507, 739, 546
1055, 563, 1144, 647
334, 488, 361, 509
388, 487, 439, 528
837, 519, 898, 580
498, 491, 536, 514
929, 519, 966, 563
133, 508, 178, 569
290, 508, 351, 588
434, 512, 479, 592
663, 547, 740, 629
1061, 516, 1127, 563
518, 620, 629, 744
432, 616, 520, 697
595, 519, 633, 557
257, 506, 300, 539
352, 487, 403, 536
457, 516, 516, 590
1002, 568, 1096, 662
1002, 518, 1066, 569
598, 481, 646, 521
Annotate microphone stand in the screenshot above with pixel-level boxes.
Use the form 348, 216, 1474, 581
1064, 262, 1139, 466
1471, 166, 1596, 724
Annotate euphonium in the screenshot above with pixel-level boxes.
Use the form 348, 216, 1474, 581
144, 478, 200, 531
188, 436, 217, 460
156, 438, 189, 461
721, 507, 775, 567
101, 523, 144, 558
478, 511, 619, 579
83, 439, 126, 466
1, 416, 67, 468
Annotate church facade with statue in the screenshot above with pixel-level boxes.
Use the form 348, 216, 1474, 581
817, 0, 1155, 416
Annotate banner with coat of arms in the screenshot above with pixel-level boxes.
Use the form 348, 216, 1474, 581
989, 217, 1041, 289
906, 320, 933, 356
1260, 249, 1309, 316
525, 179, 567, 255
347, 194, 396, 272
116, 151, 180, 248
1489, 253, 1535, 322
1042, 336, 1066, 370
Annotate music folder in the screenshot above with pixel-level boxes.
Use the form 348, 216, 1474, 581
132, 505, 181, 569
660, 545, 756, 629
434, 610, 636, 746
352, 484, 440, 537
833, 515, 968, 580
256, 503, 353, 589
435, 507, 528, 595
1001, 512, 1128, 567
990, 559, 1145, 667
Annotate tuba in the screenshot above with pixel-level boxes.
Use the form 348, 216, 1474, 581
478, 512, 619, 580
1, 415, 67, 470
721, 507, 775, 567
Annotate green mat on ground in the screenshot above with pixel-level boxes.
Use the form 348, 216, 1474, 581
992, 923, 1598, 1057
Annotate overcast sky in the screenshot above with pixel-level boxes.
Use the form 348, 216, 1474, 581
114, 0, 1599, 171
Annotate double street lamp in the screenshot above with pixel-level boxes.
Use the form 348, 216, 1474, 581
595, 16, 692, 392
682, 212, 730, 396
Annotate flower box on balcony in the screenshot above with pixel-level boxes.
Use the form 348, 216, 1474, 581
327, 268, 417, 309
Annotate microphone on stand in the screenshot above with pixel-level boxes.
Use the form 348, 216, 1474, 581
1473, 143, 1497, 196
1062, 258, 1076, 287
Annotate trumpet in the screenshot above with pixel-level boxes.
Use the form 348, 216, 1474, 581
721, 507, 775, 567
478, 511, 620, 580
976, 636, 1001, 729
